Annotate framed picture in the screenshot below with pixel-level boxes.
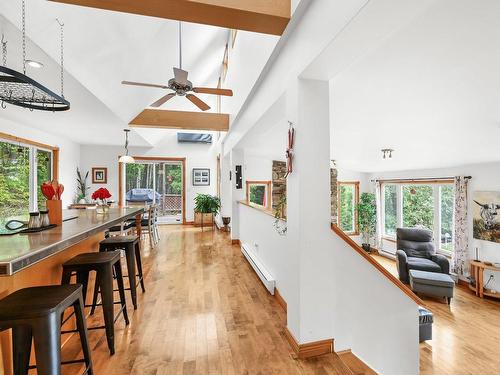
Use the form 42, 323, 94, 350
92, 167, 107, 184
193, 168, 210, 186
473, 191, 500, 243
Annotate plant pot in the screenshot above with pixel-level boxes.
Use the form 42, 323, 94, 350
361, 243, 371, 252
194, 212, 214, 227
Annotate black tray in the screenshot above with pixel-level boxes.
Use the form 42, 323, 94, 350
19, 224, 57, 234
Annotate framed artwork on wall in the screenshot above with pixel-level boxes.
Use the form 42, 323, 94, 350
92, 167, 107, 184
473, 191, 500, 243
193, 168, 210, 186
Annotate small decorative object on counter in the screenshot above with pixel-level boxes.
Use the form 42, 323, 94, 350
28, 212, 41, 229
92, 187, 112, 214
42, 180, 64, 225
40, 210, 50, 227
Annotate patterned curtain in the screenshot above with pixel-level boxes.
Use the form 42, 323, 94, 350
374, 180, 383, 248
452, 176, 469, 276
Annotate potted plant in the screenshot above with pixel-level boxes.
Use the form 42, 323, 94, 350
356, 192, 376, 252
76, 168, 89, 203
194, 194, 221, 228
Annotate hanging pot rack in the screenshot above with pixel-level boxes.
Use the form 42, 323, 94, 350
0, 0, 70, 111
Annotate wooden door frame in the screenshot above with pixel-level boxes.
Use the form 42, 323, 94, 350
119, 156, 186, 224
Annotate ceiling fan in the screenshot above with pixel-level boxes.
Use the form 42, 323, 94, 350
122, 22, 233, 111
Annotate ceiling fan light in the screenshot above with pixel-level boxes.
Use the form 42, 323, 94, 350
119, 155, 135, 164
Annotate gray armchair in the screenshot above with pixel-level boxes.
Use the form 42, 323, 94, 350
396, 227, 450, 284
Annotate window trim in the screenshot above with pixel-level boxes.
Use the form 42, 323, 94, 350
246, 180, 272, 210
0, 132, 58, 212
337, 181, 360, 236
379, 179, 455, 254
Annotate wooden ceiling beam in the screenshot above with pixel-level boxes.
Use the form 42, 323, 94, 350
49, 0, 290, 35
129, 109, 229, 132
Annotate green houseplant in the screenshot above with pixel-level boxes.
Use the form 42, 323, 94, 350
75, 168, 89, 203
356, 192, 376, 252
194, 194, 221, 228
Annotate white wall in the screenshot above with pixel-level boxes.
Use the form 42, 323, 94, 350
80, 133, 217, 222
0, 118, 80, 209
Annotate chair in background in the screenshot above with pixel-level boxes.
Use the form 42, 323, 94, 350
131, 204, 159, 246
396, 227, 450, 284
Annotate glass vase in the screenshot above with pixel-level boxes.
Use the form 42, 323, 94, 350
96, 200, 109, 214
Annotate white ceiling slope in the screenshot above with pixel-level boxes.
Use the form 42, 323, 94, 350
323, 0, 500, 172
1, 0, 264, 146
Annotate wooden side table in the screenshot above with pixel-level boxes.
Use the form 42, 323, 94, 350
469, 260, 500, 299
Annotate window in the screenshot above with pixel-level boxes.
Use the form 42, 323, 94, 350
338, 181, 359, 234
383, 184, 397, 237
0, 137, 54, 226
381, 180, 455, 253
246, 181, 271, 209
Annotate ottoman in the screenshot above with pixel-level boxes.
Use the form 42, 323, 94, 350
419, 306, 433, 342
409, 269, 455, 304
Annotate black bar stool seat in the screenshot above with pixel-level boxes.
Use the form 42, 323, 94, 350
97, 235, 145, 310
0, 284, 93, 375
62, 251, 128, 355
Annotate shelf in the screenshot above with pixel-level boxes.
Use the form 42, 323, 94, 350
482, 291, 500, 299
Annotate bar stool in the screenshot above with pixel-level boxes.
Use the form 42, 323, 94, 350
61, 251, 129, 355
0, 284, 93, 375
95, 235, 145, 310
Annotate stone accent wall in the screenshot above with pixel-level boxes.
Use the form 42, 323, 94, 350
272, 161, 287, 212
330, 168, 338, 224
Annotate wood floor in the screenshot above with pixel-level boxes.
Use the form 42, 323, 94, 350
372, 254, 500, 375
62, 226, 353, 374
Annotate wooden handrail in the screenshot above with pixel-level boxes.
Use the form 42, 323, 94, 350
331, 224, 425, 306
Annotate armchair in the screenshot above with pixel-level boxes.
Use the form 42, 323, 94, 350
396, 227, 450, 284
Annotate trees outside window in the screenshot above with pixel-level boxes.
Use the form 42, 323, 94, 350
338, 181, 359, 235
384, 184, 397, 237
246, 181, 271, 209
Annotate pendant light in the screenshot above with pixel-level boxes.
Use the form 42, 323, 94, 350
118, 129, 135, 163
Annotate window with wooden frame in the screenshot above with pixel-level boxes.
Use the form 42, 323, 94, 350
337, 181, 360, 235
246, 180, 272, 209
0, 132, 59, 224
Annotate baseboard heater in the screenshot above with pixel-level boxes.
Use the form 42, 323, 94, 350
240, 243, 275, 295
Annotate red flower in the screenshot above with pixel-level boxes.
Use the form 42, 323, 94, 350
92, 187, 112, 201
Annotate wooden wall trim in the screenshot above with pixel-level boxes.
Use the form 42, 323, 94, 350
284, 328, 334, 359
238, 200, 276, 219
245, 180, 272, 210
274, 288, 287, 312
331, 224, 424, 307
231, 239, 240, 246
118, 156, 187, 224
0, 131, 59, 151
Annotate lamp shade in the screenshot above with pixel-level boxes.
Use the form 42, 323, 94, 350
119, 155, 135, 163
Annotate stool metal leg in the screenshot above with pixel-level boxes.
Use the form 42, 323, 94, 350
12, 325, 32, 375
124, 245, 138, 310
76, 270, 90, 304
135, 242, 146, 293
73, 294, 94, 375
114, 261, 129, 325
99, 264, 116, 355
89, 272, 100, 315
32, 312, 62, 375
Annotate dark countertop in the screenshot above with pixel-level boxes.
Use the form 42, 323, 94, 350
0, 207, 143, 276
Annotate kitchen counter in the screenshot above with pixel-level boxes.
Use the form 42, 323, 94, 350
0, 207, 143, 275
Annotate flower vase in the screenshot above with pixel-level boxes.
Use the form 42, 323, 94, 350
96, 200, 109, 214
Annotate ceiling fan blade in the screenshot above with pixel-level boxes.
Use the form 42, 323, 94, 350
122, 80, 168, 89
186, 94, 210, 111
150, 93, 176, 107
173, 67, 188, 85
193, 87, 233, 96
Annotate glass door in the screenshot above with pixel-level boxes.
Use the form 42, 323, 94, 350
125, 160, 183, 224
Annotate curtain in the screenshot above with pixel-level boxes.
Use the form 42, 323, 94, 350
452, 176, 469, 276
375, 180, 383, 248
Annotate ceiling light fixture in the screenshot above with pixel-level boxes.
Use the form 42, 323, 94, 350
26, 59, 44, 69
118, 129, 135, 163
381, 148, 394, 159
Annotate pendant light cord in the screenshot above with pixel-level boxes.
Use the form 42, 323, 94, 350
22, 0, 26, 75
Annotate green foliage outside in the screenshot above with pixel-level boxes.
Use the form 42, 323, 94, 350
402, 185, 434, 229
356, 192, 376, 244
440, 185, 454, 251
125, 163, 181, 194
249, 185, 266, 206
384, 185, 397, 236
339, 185, 354, 232
36, 150, 52, 210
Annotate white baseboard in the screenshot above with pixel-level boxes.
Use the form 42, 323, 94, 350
240, 243, 275, 294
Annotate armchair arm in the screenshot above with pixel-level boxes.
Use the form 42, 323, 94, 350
431, 254, 450, 274
396, 250, 410, 284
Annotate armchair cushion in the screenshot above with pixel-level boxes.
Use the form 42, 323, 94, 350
396, 228, 435, 259
407, 257, 442, 273
396, 250, 409, 283
431, 254, 450, 274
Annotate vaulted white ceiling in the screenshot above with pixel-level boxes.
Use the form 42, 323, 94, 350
0, 0, 277, 146
326, 0, 500, 172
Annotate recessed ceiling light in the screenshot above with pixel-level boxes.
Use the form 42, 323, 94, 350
26, 59, 44, 69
